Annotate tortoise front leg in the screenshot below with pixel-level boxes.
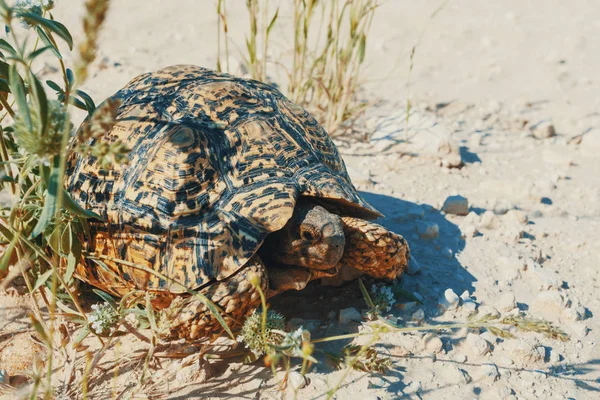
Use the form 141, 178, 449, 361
337, 217, 410, 280
158, 255, 269, 341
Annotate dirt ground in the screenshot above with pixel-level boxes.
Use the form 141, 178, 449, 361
1, 0, 599, 399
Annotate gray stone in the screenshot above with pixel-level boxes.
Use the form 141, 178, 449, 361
465, 333, 492, 357
438, 288, 460, 311
442, 195, 469, 216
288, 371, 309, 390
498, 293, 517, 312
416, 221, 439, 239
422, 333, 444, 353
411, 309, 425, 324
339, 307, 362, 324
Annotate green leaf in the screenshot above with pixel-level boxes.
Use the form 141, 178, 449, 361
33, 269, 54, 292
45, 79, 63, 93
0, 38, 16, 57
92, 289, 118, 310
0, 231, 18, 272
29, 313, 51, 344
73, 326, 90, 345
28, 71, 48, 136
391, 286, 423, 304
65, 251, 76, 282
62, 189, 102, 220
34, 26, 62, 59
358, 34, 366, 63
26, 45, 53, 61
266, 8, 279, 36
76, 89, 95, 115
358, 277, 377, 311
66, 68, 74, 86
9, 64, 31, 130
30, 158, 60, 238
16, 13, 73, 50
0, 171, 14, 182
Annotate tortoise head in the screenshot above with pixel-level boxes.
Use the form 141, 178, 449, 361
263, 202, 345, 270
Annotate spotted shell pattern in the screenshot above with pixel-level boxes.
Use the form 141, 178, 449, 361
66, 65, 379, 297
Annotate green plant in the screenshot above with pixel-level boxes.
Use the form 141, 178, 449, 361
216, 0, 378, 138
0, 0, 119, 397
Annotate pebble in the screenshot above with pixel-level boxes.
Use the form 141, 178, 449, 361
504, 338, 545, 367
529, 263, 562, 291
406, 255, 422, 275
442, 195, 469, 215
288, 371, 309, 390
531, 291, 568, 323
438, 288, 460, 311
569, 323, 589, 339
465, 333, 492, 357
460, 224, 479, 238
472, 363, 500, 383
478, 305, 501, 319
175, 362, 207, 383
411, 309, 425, 324
339, 307, 362, 324
404, 380, 422, 395
441, 247, 454, 259
422, 333, 444, 353
415, 221, 439, 240
498, 293, 517, 312
438, 139, 464, 168
532, 121, 556, 139
479, 211, 502, 230
396, 301, 418, 312
446, 365, 472, 384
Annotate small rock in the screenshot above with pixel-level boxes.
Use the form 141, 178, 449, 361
532, 121, 556, 139
529, 263, 562, 291
412, 309, 425, 324
479, 211, 502, 230
439, 289, 460, 311
175, 362, 207, 383
504, 210, 528, 225
406, 255, 422, 275
494, 386, 516, 400
498, 293, 517, 312
462, 301, 477, 313
453, 353, 467, 363
415, 221, 439, 240
465, 333, 492, 357
404, 380, 422, 395
288, 371, 309, 390
422, 333, 444, 353
478, 305, 501, 319
531, 291, 568, 323
504, 338, 545, 367
442, 195, 469, 216
472, 363, 500, 383
413, 292, 424, 302
339, 307, 362, 324
438, 139, 464, 168
570, 323, 589, 339
447, 365, 472, 384
460, 290, 472, 301
396, 301, 418, 312
460, 224, 479, 238
441, 247, 454, 259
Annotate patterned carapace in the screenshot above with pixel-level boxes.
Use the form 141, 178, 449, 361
66, 65, 380, 297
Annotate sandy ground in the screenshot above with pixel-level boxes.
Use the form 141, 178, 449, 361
1, 0, 600, 399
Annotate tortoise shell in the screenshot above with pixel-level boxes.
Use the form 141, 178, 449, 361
66, 65, 379, 297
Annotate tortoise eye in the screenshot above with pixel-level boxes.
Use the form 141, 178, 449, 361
300, 227, 318, 241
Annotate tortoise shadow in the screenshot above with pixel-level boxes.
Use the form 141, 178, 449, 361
360, 191, 475, 298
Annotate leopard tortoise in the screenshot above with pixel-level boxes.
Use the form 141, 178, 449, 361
66, 65, 410, 340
